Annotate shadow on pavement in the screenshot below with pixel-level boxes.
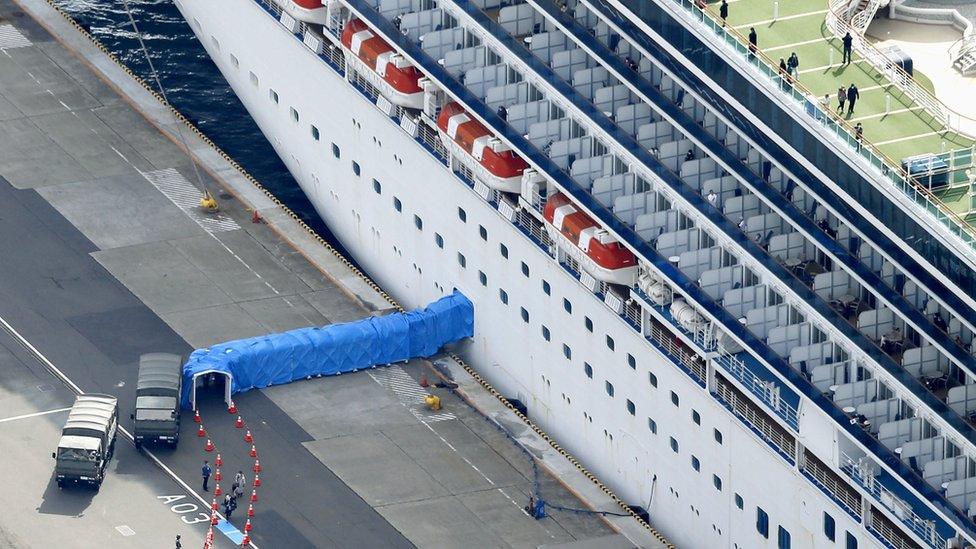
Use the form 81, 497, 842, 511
37, 474, 95, 516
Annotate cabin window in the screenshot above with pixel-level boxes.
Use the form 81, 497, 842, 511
210, 36, 220, 50
434, 233, 443, 248
714, 429, 723, 444
605, 381, 614, 397
669, 437, 678, 453
584, 363, 593, 378
499, 243, 508, 259
520, 308, 529, 323
626, 399, 635, 415
647, 418, 657, 433
414, 215, 422, 230
713, 475, 722, 491
627, 353, 636, 369
230, 54, 239, 69
499, 289, 508, 305
735, 494, 743, 509
671, 391, 679, 407
542, 280, 551, 295
584, 317, 593, 332
457, 253, 465, 268
311, 125, 320, 141
542, 326, 550, 341
372, 179, 380, 194
521, 262, 529, 277
352, 161, 360, 176
458, 207, 466, 223
691, 456, 700, 472
290, 107, 299, 123
692, 410, 701, 425
478, 271, 487, 286
648, 372, 658, 388
845, 532, 857, 549
777, 526, 791, 549
479, 225, 488, 241
563, 344, 571, 360
332, 143, 340, 158
823, 513, 835, 542
606, 335, 615, 351
393, 197, 402, 212
248, 71, 258, 87
756, 508, 769, 538
563, 299, 572, 314
269, 89, 279, 104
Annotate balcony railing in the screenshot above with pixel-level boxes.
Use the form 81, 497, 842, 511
715, 375, 797, 462
841, 452, 946, 549
802, 450, 862, 519
714, 346, 799, 430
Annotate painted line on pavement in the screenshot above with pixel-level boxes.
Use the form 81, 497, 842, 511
0, 313, 261, 549
0, 407, 71, 423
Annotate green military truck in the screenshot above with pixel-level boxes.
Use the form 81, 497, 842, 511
132, 353, 182, 448
53, 394, 118, 489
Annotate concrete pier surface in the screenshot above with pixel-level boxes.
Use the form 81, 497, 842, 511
0, 0, 670, 546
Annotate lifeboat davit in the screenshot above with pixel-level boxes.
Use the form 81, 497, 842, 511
543, 193, 638, 285
340, 19, 424, 109
275, 0, 328, 25
436, 102, 529, 193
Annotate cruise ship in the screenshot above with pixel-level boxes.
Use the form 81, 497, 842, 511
172, 0, 976, 546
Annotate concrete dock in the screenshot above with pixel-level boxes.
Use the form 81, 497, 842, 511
0, 0, 669, 547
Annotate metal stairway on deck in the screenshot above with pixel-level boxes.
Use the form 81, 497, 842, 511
951, 34, 976, 76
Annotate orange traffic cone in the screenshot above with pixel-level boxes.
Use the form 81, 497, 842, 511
194, 410, 201, 423
247, 503, 255, 517
214, 468, 222, 482
235, 416, 244, 429
250, 489, 258, 503
210, 512, 219, 526
244, 430, 253, 443
211, 498, 218, 511
241, 534, 251, 547
253, 459, 261, 472
253, 474, 261, 487
214, 483, 222, 497
197, 424, 206, 438
244, 519, 253, 532
228, 401, 237, 414
205, 439, 215, 452
249, 445, 257, 458
215, 453, 223, 467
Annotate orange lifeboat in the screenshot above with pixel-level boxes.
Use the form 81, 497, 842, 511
340, 19, 424, 109
275, 0, 328, 25
436, 102, 528, 193
544, 193, 638, 285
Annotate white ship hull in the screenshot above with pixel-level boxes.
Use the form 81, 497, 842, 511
174, 0, 876, 546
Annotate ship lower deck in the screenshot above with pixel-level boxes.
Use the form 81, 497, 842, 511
0, 0, 634, 546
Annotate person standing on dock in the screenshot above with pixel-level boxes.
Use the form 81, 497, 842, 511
720, 0, 729, 25
842, 32, 853, 64
748, 27, 757, 56
837, 86, 846, 114
787, 52, 799, 79
202, 460, 212, 492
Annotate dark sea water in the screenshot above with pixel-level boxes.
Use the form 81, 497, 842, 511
56, 0, 348, 252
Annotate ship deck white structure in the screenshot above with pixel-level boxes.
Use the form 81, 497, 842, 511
174, 0, 976, 546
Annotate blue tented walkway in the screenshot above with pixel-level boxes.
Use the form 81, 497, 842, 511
180, 291, 474, 409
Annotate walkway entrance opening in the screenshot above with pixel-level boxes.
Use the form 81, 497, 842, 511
189, 370, 233, 411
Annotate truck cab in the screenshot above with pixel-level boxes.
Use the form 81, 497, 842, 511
53, 394, 118, 489
132, 353, 182, 448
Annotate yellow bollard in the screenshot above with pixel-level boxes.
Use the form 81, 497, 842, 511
424, 394, 441, 411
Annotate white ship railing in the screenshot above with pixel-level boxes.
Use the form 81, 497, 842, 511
646, 321, 706, 385
840, 452, 946, 548
666, 0, 976, 268
801, 451, 862, 516
714, 377, 797, 461
850, 0, 883, 35
713, 346, 799, 429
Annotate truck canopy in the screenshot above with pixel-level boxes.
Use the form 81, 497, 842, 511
62, 394, 117, 440
136, 353, 182, 397
57, 435, 100, 452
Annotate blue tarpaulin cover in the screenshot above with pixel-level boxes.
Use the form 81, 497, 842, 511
180, 291, 474, 408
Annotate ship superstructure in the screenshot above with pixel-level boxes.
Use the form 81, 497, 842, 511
174, 0, 976, 546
